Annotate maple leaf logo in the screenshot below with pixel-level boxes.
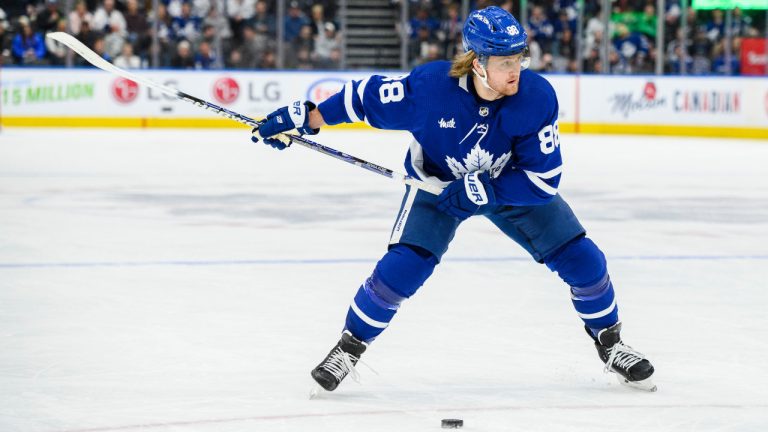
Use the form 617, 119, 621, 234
446, 144, 511, 179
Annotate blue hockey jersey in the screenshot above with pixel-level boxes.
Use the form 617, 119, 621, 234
316, 61, 562, 206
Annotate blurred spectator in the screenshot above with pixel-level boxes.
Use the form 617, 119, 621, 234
37, 0, 63, 34
316, 45, 341, 69
227, 0, 256, 41
637, 4, 657, 39
171, 1, 202, 41
192, 0, 212, 18
288, 24, 314, 67
68, 0, 93, 35
0, 0, 761, 75
409, 25, 439, 67
612, 23, 648, 73
259, 49, 276, 68
310, 4, 327, 37
1, 17, 11, 65
24, 4, 40, 32
147, 3, 173, 65
124, 0, 148, 42
730, 8, 755, 37
92, 0, 126, 35
705, 9, 725, 43
284, 1, 310, 42
92, 35, 111, 61
12, 16, 47, 65
528, 6, 555, 52
293, 46, 314, 69
45, 18, 69, 65
104, 22, 125, 58
712, 38, 740, 75
203, 1, 232, 40
526, 31, 545, 71
231, 23, 262, 68
409, 7, 438, 39
414, 42, 442, 66
194, 40, 216, 69
314, 21, 340, 65
113, 42, 141, 68
251, 0, 275, 36
75, 18, 97, 50
438, 3, 462, 58
170, 39, 194, 68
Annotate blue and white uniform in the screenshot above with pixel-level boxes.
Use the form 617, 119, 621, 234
318, 62, 563, 205
316, 62, 620, 343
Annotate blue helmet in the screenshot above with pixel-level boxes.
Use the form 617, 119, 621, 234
462, 6, 528, 60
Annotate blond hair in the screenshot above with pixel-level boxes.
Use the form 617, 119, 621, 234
449, 51, 477, 78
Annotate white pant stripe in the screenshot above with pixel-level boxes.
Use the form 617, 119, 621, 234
350, 300, 389, 329
577, 298, 618, 320
389, 185, 418, 245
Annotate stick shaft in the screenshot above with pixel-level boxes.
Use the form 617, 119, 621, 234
46, 32, 443, 196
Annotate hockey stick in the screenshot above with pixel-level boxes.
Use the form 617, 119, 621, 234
45, 32, 444, 196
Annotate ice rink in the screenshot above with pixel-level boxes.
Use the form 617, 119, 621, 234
1, 128, 767, 432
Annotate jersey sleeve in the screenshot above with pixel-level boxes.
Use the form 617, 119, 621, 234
317, 73, 421, 130
493, 93, 563, 206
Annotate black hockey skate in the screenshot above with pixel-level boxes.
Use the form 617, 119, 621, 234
588, 322, 657, 392
310, 331, 368, 397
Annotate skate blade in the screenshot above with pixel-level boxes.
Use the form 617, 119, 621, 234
618, 375, 657, 392
309, 384, 324, 399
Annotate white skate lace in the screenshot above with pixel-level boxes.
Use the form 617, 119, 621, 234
321, 347, 362, 383
604, 342, 645, 374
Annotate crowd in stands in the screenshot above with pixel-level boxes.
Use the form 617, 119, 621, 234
0, 0, 764, 74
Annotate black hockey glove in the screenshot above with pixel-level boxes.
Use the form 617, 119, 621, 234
251, 100, 320, 150
436, 171, 496, 221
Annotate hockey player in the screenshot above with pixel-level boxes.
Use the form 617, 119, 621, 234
252, 6, 656, 393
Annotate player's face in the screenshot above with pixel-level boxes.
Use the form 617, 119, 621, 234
485, 54, 524, 96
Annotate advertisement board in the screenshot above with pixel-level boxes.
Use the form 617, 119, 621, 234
1, 68, 766, 139
741, 38, 768, 76
577, 75, 768, 137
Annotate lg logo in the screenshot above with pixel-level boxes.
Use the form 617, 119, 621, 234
212, 77, 240, 104
111, 77, 139, 104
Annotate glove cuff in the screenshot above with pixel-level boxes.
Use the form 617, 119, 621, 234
464, 171, 490, 205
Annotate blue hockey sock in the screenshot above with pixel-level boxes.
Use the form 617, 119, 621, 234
545, 236, 619, 335
345, 245, 438, 343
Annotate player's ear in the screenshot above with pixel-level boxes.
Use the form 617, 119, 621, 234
471, 58, 482, 74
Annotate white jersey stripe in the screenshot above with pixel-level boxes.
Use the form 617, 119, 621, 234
343, 81, 362, 123
356, 77, 370, 122
524, 165, 562, 196
577, 298, 618, 320
350, 300, 389, 329
408, 139, 452, 189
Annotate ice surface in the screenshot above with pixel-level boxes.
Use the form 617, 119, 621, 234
1, 128, 767, 432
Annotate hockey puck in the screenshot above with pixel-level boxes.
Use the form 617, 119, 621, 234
441, 419, 463, 429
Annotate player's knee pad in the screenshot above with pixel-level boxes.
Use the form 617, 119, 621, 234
546, 236, 618, 331
544, 236, 607, 288
370, 244, 439, 303
346, 244, 439, 342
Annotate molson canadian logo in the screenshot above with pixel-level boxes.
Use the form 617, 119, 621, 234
672, 89, 740, 114
111, 77, 139, 104
212, 77, 240, 104
609, 81, 667, 118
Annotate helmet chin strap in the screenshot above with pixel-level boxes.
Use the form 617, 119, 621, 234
472, 64, 503, 100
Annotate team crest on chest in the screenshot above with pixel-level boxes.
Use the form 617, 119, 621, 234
445, 122, 511, 179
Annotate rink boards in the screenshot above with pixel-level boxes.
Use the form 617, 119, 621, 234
1, 68, 767, 139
